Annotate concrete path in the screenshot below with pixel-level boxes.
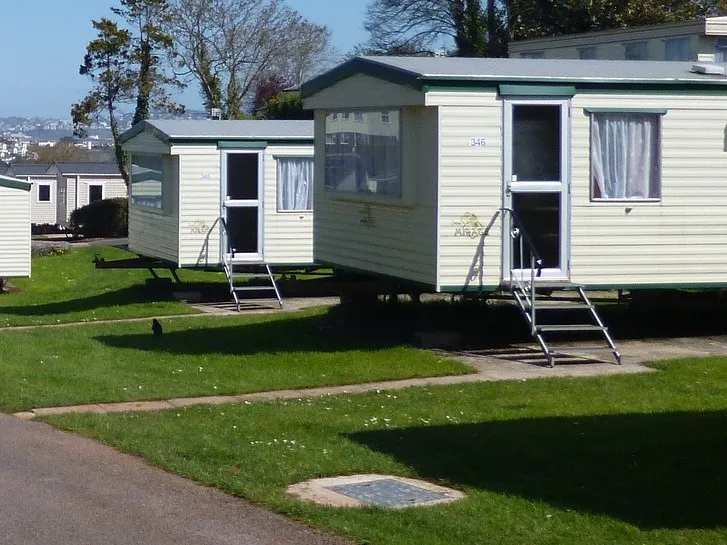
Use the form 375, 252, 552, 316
19, 334, 726, 420
0, 413, 350, 545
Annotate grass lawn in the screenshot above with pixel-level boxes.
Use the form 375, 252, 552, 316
45, 357, 727, 545
0, 246, 222, 326
0, 308, 471, 412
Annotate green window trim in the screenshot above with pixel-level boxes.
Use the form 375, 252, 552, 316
584, 107, 668, 115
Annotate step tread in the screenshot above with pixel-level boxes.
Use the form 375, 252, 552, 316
232, 286, 277, 292
536, 324, 607, 332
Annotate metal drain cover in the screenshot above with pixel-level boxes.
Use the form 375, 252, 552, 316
287, 474, 465, 508
328, 478, 449, 507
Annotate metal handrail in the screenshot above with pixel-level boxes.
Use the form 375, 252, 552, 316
501, 207, 544, 334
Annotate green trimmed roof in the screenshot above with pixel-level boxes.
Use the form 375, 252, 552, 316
301, 56, 727, 97
0, 174, 31, 191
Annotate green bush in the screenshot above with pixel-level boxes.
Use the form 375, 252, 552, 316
70, 198, 128, 238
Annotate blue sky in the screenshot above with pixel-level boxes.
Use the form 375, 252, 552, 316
0, 0, 369, 118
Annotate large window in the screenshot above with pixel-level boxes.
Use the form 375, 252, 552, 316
624, 41, 648, 60
324, 110, 401, 198
665, 37, 691, 61
590, 113, 661, 200
276, 157, 313, 211
130, 154, 163, 209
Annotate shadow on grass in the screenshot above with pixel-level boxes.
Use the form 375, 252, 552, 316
94, 313, 396, 355
0, 281, 230, 317
346, 410, 727, 529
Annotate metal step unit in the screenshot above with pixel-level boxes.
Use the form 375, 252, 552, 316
222, 259, 283, 311
511, 282, 621, 368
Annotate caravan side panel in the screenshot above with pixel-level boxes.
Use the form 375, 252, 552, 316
571, 93, 727, 287
29, 178, 57, 224
428, 91, 504, 291
262, 144, 315, 265
128, 156, 179, 264
0, 185, 31, 277
176, 146, 222, 268
313, 105, 438, 286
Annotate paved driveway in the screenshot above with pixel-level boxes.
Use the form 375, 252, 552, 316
0, 414, 349, 545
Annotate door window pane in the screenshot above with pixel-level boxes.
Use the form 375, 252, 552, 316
512, 105, 560, 181
226, 207, 258, 254
227, 154, 258, 200
512, 193, 560, 269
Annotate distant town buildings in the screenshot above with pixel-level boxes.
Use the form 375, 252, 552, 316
0, 110, 208, 162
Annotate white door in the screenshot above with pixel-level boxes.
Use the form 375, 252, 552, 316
503, 99, 570, 281
221, 151, 263, 262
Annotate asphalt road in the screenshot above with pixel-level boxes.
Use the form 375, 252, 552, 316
0, 414, 350, 545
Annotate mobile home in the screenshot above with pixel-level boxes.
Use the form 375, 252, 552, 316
50, 161, 126, 226
5, 163, 56, 225
0, 175, 31, 279
302, 56, 727, 363
119, 120, 315, 269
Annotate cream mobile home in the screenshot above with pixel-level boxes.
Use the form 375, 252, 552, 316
302, 56, 727, 364
120, 119, 315, 269
5, 163, 56, 225
0, 175, 31, 280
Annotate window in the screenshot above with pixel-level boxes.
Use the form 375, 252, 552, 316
354, 112, 364, 122
37, 183, 51, 202
665, 38, 691, 61
579, 47, 597, 60
324, 110, 401, 198
381, 111, 391, 124
714, 38, 727, 62
624, 42, 648, 60
59, 187, 66, 205
590, 113, 661, 200
519, 51, 544, 59
89, 184, 103, 203
276, 157, 313, 211
130, 154, 163, 209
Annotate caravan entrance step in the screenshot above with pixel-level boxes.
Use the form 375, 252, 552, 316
536, 324, 608, 333
509, 283, 620, 367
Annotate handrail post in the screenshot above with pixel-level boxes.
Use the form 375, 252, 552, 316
530, 253, 536, 334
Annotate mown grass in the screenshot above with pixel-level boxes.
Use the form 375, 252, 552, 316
0, 246, 224, 326
46, 357, 727, 545
0, 308, 471, 412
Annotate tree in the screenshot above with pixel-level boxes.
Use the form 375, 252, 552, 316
251, 73, 287, 115
72, 0, 183, 184
27, 142, 90, 163
261, 91, 312, 120
508, 1, 706, 41
72, 18, 134, 183
111, 0, 184, 125
167, 0, 334, 119
362, 0, 507, 57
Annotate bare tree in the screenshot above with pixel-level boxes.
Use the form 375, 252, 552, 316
363, 0, 505, 56
168, 0, 334, 119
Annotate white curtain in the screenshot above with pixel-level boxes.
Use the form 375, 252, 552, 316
277, 157, 313, 211
591, 114, 658, 199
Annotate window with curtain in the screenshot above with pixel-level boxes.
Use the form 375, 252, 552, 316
324, 109, 401, 198
276, 157, 313, 211
590, 113, 661, 200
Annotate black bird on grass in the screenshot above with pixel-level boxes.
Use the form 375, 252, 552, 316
152, 318, 163, 337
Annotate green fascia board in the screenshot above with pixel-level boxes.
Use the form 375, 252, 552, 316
301, 57, 423, 98
498, 84, 576, 97
584, 107, 668, 114
0, 176, 31, 191
217, 140, 268, 149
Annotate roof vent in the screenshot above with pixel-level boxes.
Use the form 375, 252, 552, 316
691, 63, 725, 75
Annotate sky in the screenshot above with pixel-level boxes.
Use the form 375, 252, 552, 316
0, 0, 369, 118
